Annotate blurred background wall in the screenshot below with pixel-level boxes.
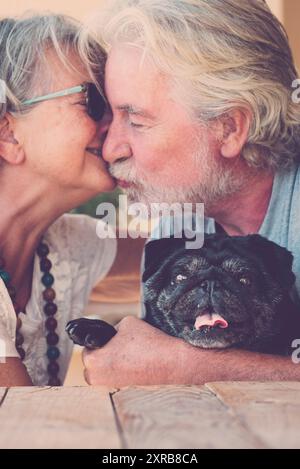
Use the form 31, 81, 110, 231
1, 1, 299, 68
283, 0, 300, 68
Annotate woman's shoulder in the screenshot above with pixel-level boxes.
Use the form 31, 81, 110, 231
0, 279, 19, 357
44, 213, 117, 285
48, 212, 97, 234
45, 213, 107, 248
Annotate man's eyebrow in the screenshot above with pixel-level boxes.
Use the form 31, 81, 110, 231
116, 104, 154, 119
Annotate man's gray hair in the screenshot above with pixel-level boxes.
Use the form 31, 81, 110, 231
87, 0, 300, 171
0, 13, 105, 119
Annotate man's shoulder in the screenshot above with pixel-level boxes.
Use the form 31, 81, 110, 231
262, 164, 300, 232
290, 164, 300, 203
271, 164, 300, 232
276, 163, 300, 200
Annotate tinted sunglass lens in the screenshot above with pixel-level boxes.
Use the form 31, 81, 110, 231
87, 84, 106, 121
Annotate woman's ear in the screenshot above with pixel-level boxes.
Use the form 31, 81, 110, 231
0, 115, 25, 165
217, 108, 251, 160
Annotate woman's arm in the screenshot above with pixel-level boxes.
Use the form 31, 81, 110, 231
0, 358, 32, 386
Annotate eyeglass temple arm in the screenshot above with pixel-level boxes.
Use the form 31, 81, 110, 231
22, 85, 85, 106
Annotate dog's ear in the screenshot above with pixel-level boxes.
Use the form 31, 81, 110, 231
142, 237, 186, 283
142, 231, 214, 283
247, 235, 295, 290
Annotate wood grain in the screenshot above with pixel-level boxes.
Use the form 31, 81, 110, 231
2, 383, 299, 449
112, 385, 265, 449
0, 386, 120, 449
207, 382, 300, 449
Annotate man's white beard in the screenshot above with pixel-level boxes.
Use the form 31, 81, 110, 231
109, 149, 245, 214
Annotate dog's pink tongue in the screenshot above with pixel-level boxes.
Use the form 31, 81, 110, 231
194, 313, 228, 330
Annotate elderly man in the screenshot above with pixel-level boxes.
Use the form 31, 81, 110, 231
83, 0, 300, 385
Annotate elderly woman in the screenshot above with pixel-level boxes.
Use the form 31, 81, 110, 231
0, 14, 120, 386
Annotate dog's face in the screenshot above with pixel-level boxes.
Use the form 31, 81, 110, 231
143, 234, 295, 349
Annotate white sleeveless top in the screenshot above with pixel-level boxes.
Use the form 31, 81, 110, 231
0, 214, 117, 385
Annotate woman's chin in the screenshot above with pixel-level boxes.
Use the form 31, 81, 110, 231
100, 172, 118, 191
100, 178, 117, 192
88, 177, 117, 196
85, 158, 117, 193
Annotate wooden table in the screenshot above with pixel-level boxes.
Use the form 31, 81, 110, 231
0, 382, 300, 449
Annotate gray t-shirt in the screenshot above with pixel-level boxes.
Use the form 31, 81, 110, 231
204, 164, 300, 306
141, 164, 300, 316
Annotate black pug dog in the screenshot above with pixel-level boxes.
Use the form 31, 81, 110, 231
66, 233, 300, 356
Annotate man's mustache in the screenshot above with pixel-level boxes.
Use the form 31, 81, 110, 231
108, 161, 139, 184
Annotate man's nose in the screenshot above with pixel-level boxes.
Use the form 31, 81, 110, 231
102, 124, 132, 164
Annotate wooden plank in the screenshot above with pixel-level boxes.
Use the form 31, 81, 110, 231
206, 382, 300, 449
112, 385, 265, 449
0, 386, 120, 449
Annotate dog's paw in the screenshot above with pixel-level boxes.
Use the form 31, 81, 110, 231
65, 318, 117, 349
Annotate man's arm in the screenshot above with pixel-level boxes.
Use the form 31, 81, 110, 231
82, 316, 300, 386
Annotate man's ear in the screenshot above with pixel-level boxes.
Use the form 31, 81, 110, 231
0, 115, 25, 165
217, 108, 251, 160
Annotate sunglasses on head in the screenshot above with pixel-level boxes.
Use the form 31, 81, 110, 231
22, 82, 106, 122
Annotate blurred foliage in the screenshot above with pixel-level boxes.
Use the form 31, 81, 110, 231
73, 189, 122, 217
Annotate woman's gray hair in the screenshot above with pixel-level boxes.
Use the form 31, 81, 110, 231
86, 0, 300, 171
0, 13, 106, 119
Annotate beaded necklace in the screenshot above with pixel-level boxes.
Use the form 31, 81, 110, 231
0, 241, 61, 385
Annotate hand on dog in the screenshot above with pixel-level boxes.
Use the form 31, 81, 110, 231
82, 316, 188, 386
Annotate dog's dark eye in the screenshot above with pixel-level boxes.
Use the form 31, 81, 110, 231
240, 277, 252, 286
